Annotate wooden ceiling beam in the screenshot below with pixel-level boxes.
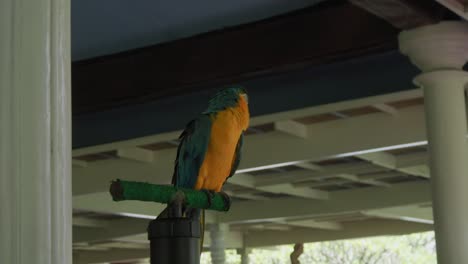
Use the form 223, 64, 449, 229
349, 0, 445, 29
444, 0, 468, 11
461, 0, 468, 9
435, 0, 468, 18
72, 1, 398, 114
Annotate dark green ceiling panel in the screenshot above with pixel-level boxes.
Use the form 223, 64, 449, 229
72, 51, 419, 148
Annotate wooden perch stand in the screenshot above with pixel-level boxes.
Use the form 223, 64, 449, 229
109, 179, 230, 212
110, 179, 232, 264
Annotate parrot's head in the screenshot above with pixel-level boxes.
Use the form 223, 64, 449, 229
204, 86, 250, 129
205, 86, 249, 112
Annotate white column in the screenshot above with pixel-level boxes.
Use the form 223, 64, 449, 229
0, 0, 72, 263
237, 247, 251, 264
400, 21, 468, 264
209, 224, 228, 264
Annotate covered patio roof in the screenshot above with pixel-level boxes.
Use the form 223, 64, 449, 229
70, 0, 461, 263
72, 89, 435, 263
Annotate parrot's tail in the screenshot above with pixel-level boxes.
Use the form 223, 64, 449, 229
157, 207, 205, 254
200, 209, 205, 253
158, 207, 205, 254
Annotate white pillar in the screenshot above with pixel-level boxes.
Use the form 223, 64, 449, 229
237, 247, 251, 264
400, 21, 468, 264
0, 0, 72, 263
209, 224, 228, 264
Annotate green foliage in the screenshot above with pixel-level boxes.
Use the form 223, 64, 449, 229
201, 232, 436, 264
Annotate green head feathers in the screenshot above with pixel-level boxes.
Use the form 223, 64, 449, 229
203, 87, 248, 114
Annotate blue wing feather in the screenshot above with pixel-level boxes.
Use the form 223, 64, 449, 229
172, 114, 212, 188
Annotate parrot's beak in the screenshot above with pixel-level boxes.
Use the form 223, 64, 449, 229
241, 93, 249, 104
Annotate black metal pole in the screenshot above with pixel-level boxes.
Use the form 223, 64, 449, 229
148, 217, 201, 264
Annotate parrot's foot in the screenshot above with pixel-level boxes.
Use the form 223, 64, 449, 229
219, 191, 232, 211
201, 189, 216, 209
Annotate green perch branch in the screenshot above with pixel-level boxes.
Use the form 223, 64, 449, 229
109, 179, 230, 212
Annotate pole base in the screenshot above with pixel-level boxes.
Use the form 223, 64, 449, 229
148, 217, 201, 264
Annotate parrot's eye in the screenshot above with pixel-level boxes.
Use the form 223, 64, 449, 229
241, 93, 249, 104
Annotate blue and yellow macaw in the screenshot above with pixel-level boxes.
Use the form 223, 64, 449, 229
172, 86, 249, 194
164, 86, 249, 248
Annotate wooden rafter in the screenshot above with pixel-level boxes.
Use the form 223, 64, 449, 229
435, 0, 468, 19
349, 0, 445, 29
72, 2, 397, 114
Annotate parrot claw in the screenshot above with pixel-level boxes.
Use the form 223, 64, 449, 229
201, 189, 216, 209
219, 191, 232, 211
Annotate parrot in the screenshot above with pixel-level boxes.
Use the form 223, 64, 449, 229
159, 86, 250, 249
